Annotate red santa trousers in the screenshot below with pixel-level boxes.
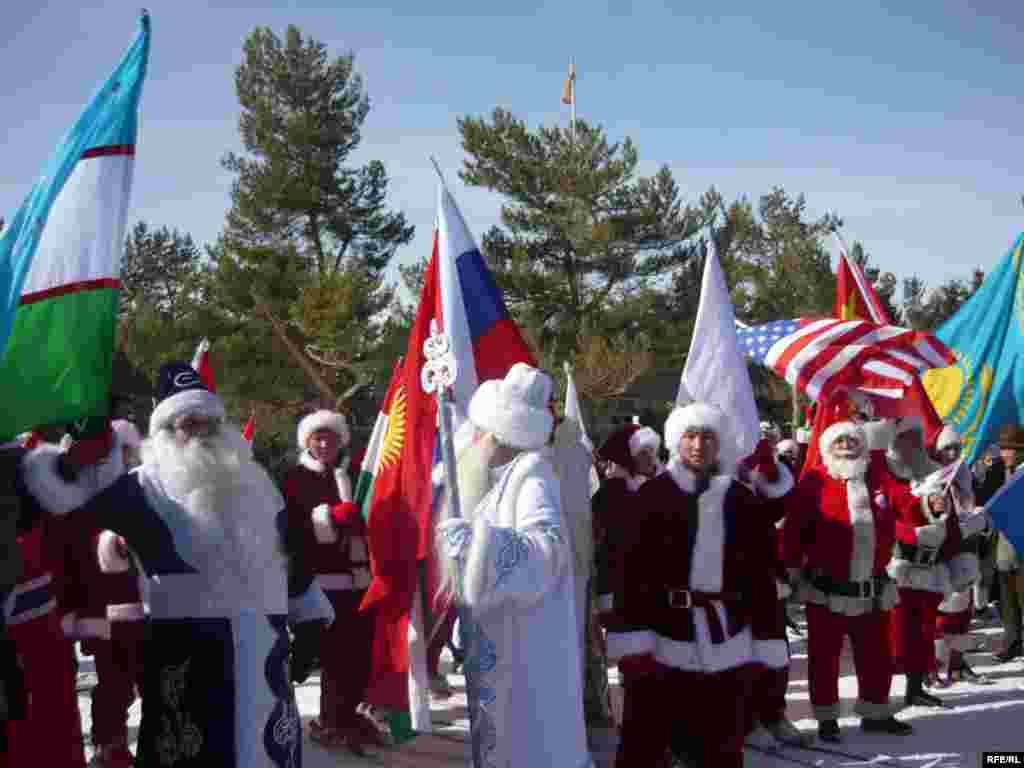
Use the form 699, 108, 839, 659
890, 589, 942, 675
88, 620, 146, 748
3, 616, 85, 768
319, 589, 375, 729
616, 663, 756, 768
805, 604, 892, 718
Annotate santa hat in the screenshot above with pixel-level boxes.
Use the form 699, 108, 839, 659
597, 425, 662, 473
149, 361, 226, 436
664, 403, 734, 467
935, 424, 962, 452
819, 420, 867, 456
111, 419, 142, 450
297, 410, 350, 450
468, 363, 554, 451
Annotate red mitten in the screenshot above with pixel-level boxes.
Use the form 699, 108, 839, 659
329, 501, 360, 528
618, 654, 660, 682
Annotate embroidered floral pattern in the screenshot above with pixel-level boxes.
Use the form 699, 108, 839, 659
462, 615, 499, 768
493, 522, 562, 587
439, 521, 472, 560
155, 659, 203, 765
264, 616, 300, 768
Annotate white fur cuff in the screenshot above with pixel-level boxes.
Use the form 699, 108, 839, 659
606, 630, 656, 663
916, 521, 947, 548
19, 445, 92, 517
60, 612, 78, 638
753, 639, 789, 669
97, 531, 131, 573
751, 462, 795, 499
312, 504, 339, 544
776, 579, 792, 600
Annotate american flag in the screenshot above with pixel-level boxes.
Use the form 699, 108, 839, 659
736, 317, 955, 402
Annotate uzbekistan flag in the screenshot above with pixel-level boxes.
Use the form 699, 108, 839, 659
0, 14, 150, 440
359, 185, 535, 735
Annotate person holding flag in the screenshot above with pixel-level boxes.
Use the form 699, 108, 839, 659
436, 363, 592, 768
282, 409, 381, 755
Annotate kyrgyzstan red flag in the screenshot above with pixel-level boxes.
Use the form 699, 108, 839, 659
242, 410, 256, 442
190, 338, 215, 392
361, 185, 535, 719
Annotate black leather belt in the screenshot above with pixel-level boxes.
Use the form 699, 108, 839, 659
664, 588, 742, 643
807, 570, 889, 599
896, 541, 939, 566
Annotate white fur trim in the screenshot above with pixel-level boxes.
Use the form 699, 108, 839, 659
468, 370, 554, 451
334, 467, 353, 503
936, 424, 961, 451
297, 410, 350, 450
149, 388, 225, 435
819, 421, 866, 457
628, 427, 661, 456
776, 579, 792, 600
775, 439, 798, 458
915, 521, 947, 548
653, 626, 754, 673
846, 476, 875, 582
946, 553, 980, 591
689, 477, 733, 592
753, 639, 789, 669
606, 630, 656, 662
97, 530, 131, 573
795, 428, 811, 445
74, 617, 112, 640
289, 581, 336, 626
750, 462, 795, 499
20, 445, 93, 516
311, 504, 339, 544
60, 612, 78, 637
664, 404, 731, 460
887, 557, 951, 593
107, 603, 146, 622
111, 419, 142, 449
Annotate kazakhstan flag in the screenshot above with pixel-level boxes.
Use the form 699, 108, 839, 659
924, 233, 1024, 463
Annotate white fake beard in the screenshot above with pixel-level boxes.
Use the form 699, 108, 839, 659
824, 450, 869, 481
143, 426, 284, 606
436, 427, 501, 602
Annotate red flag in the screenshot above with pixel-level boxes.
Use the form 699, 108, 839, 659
242, 410, 255, 442
191, 338, 215, 392
834, 234, 892, 324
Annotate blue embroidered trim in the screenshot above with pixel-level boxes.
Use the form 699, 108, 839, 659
263, 615, 301, 768
493, 522, 563, 587
439, 522, 472, 560
462, 615, 499, 768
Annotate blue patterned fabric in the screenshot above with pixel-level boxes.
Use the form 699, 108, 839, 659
493, 522, 563, 587
461, 613, 499, 768
263, 615, 301, 768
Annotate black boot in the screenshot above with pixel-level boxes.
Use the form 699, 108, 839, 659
958, 659, 993, 685
862, 716, 913, 735
818, 719, 841, 743
995, 642, 1022, 663
905, 672, 947, 708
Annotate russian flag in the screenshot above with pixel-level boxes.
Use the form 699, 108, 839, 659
434, 187, 535, 424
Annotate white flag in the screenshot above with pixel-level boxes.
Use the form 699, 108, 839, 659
563, 361, 594, 453
679, 239, 760, 459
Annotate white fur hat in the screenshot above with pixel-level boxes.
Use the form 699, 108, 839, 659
664, 403, 733, 466
297, 410, 350, 450
111, 420, 142, 450
468, 363, 554, 451
629, 426, 661, 456
819, 421, 867, 456
936, 424, 962, 451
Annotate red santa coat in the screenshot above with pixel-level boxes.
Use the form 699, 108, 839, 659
3, 525, 86, 768
592, 474, 644, 621
283, 454, 369, 591
610, 460, 791, 672
783, 452, 918, 614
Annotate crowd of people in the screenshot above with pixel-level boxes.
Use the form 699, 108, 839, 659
0, 358, 1021, 768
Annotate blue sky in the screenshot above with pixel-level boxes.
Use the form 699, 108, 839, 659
2, 0, 1022, 307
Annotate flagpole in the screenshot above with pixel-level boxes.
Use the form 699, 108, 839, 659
570, 57, 576, 144
429, 155, 448, 190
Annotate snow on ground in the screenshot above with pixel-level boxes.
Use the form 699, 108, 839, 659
75, 610, 1024, 767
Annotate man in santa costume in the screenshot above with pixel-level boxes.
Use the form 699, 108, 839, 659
18, 361, 334, 768
932, 424, 993, 686
8, 420, 129, 768
877, 415, 955, 707
282, 409, 379, 755
70, 419, 148, 767
436, 363, 593, 768
610, 402, 792, 768
783, 415, 916, 742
